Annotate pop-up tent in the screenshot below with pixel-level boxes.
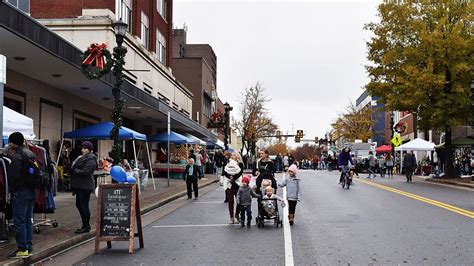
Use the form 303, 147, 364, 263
395, 138, 435, 152
395, 138, 435, 170
375, 145, 392, 153
58, 122, 155, 190
3, 106, 36, 140
148, 131, 191, 144
183, 133, 206, 146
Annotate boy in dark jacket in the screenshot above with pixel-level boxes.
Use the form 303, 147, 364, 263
184, 158, 201, 199
237, 176, 260, 227
7, 132, 36, 258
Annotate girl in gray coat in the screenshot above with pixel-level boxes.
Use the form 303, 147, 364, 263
278, 164, 302, 225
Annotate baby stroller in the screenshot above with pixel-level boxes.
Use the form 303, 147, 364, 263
256, 197, 283, 228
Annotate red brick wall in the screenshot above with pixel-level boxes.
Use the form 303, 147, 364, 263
31, 0, 82, 18
31, 0, 172, 67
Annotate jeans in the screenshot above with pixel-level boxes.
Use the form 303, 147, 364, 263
75, 189, 92, 229
368, 166, 375, 177
186, 177, 198, 198
240, 205, 252, 223
288, 200, 298, 215
386, 166, 394, 177
13, 189, 36, 251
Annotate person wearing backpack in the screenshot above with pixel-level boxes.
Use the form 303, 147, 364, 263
71, 141, 97, 234
7, 132, 36, 259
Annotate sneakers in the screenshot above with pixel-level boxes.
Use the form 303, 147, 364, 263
7, 250, 30, 259
229, 217, 235, 224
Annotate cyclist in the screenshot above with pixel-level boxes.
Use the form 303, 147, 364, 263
338, 147, 354, 184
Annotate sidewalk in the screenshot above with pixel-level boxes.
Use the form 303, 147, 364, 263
416, 175, 474, 189
0, 175, 218, 265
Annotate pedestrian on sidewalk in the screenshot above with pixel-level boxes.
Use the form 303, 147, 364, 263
223, 152, 244, 224
7, 132, 36, 259
385, 153, 394, 178
237, 176, 260, 227
278, 164, 302, 226
403, 151, 416, 182
184, 158, 200, 199
71, 141, 97, 234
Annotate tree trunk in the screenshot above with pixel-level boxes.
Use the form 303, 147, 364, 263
444, 126, 454, 178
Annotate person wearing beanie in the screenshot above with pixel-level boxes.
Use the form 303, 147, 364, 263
278, 164, 302, 226
6, 132, 36, 258
237, 175, 260, 227
70, 141, 97, 234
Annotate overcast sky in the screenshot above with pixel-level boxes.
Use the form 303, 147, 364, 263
173, 0, 381, 146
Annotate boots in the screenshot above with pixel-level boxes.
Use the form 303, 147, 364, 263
288, 214, 295, 226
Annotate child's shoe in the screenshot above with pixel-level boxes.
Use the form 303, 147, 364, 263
247, 220, 251, 228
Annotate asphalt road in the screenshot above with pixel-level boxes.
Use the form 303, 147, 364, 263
49, 170, 473, 265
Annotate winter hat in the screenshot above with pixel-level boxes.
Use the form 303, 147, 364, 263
81, 141, 94, 151
8, 132, 24, 146
288, 164, 298, 175
242, 176, 250, 184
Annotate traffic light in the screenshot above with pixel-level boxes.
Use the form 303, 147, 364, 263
315, 137, 319, 143
296, 130, 304, 138
295, 137, 301, 143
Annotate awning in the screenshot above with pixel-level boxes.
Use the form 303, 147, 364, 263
63, 121, 147, 140
375, 145, 392, 153
148, 131, 192, 144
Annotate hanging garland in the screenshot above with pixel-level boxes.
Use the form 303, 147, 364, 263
81, 43, 114, 79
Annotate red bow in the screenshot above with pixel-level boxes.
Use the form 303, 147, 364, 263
82, 43, 107, 69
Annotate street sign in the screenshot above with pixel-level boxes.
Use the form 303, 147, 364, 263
391, 134, 402, 147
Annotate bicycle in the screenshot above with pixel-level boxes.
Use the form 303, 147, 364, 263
340, 166, 352, 189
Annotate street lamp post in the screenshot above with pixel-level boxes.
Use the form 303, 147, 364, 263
110, 20, 128, 166
390, 112, 395, 156
223, 102, 233, 150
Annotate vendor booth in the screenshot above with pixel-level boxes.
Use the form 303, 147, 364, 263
2, 106, 36, 142
149, 131, 194, 179
58, 122, 155, 190
375, 145, 392, 154
395, 138, 435, 175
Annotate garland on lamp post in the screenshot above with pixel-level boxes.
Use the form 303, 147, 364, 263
81, 20, 128, 166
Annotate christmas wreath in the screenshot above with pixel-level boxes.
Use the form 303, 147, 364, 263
81, 43, 114, 79
207, 110, 225, 128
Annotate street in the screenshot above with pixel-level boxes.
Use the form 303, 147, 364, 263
41, 170, 473, 265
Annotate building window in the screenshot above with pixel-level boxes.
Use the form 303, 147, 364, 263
141, 12, 149, 49
157, 0, 167, 20
115, 0, 132, 32
6, 0, 29, 13
203, 97, 212, 119
156, 30, 167, 64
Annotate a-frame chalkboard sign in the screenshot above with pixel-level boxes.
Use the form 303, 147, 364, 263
94, 183, 144, 254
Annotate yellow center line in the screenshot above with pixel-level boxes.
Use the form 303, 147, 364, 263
357, 179, 474, 219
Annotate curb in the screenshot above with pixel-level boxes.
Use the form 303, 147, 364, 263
3, 179, 219, 266
424, 178, 474, 189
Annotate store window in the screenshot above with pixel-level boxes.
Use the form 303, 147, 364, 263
4, 88, 26, 114
141, 12, 149, 49
156, 30, 167, 64
203, 97, 212, 119
115, 0, 132, 32
157, 0, 167, 20
6, 0, 30, 14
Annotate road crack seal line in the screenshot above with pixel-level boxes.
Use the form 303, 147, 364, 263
357, 179, 474, 219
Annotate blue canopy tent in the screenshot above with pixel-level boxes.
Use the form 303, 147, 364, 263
148, 131, 191, 144
57, 121, 155, 190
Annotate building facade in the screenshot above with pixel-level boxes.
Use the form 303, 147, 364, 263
0, 1, 216, 163
355, 90, 387, 146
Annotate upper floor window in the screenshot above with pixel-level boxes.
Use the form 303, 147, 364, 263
6, 0, 30, 14
156, 30, 167, 64
115, 0, 132, 32
157, 0, 167, 20
141, 12, 149, 49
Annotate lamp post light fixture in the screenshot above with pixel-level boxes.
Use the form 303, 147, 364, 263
223, 102, 233, 150
109, 19, 128, 166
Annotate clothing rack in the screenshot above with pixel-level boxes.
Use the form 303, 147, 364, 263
26, 140, 59, 233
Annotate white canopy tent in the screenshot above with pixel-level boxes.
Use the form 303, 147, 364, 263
3, 106, 36, 140
395, 138, 435, 170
